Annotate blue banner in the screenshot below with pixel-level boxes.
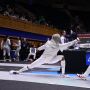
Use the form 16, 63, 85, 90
86, 52, 90, 65
0, 27, 51, 41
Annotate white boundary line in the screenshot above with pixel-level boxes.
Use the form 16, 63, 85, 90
0, 63, 60, 68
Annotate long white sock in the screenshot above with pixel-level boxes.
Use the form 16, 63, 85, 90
83, 66, 90, 77
61, 60, 65, 75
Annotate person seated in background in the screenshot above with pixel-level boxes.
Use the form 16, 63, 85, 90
10, 34, 79, 77
1, 36, 11, 62
26, 44, 37, 62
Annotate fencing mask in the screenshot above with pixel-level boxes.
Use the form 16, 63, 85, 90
52, 34, 60, 43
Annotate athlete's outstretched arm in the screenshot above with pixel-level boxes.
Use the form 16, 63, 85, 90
59, 39, 78, 51
38, 41, 49, 51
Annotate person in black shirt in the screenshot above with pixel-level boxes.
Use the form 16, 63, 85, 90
20, 38, 30, 61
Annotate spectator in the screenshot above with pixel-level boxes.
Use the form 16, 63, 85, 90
1, 36, 11, 62
60, 30, 68, 44
26, 44, 37, 62
14, 37, 21, 61
20, 38, 30, 61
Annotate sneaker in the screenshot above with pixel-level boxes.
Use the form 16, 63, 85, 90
77, 74, 86, 80
9, 70, 19, 74
60, 74, 66, 78
13, 71, 19, 74
60, 74, 70, 78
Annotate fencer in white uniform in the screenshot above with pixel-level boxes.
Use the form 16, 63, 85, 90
1, 36, 11, 61
11, 34, 78, 76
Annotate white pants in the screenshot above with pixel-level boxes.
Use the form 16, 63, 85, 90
3, 47, 10, 56
27, 53, 36, 60
15, 47, 21, 56
83, 66, 90, 77
19, 55, 65, 75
